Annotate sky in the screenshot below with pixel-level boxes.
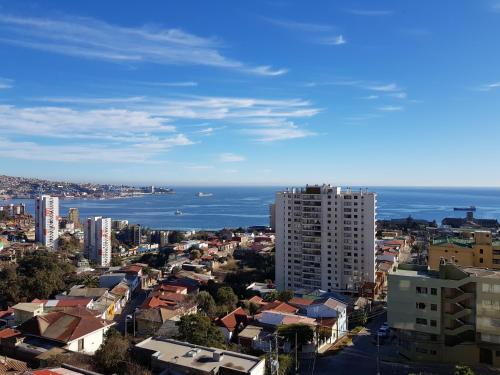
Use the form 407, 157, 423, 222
1, 1, 500, 187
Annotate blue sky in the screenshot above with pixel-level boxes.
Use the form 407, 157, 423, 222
1, 0, 500, 186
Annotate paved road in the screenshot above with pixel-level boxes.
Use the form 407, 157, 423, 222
305, 312, 500, 375
114, 288, 148, 335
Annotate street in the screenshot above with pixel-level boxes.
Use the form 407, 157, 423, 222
114, 288, 148, 335
305, 312, 499, 375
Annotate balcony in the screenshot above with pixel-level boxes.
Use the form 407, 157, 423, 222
444, 292, 474, 305
444, 320, 474, 336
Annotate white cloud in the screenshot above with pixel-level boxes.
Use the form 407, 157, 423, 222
137, 81, 198, 87
35, 96, 146, 104
345, 9, 393, 16
478, 82, 500, 91
261, 17, 333, 33
0, 77, 13, 89
362, 95, 379, 100
0, 137, 188, 163
388, 92, 407, 99
0, 14, 286, 76
261, 16, 346, 46
377, 105, 404, 112
318, 35, 346, 46
244, 124, 315, 142
219, 153, 246, 162
0, 105, 176, 139
364, 83, 400, 92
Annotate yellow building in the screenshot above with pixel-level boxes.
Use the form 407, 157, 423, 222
428, 230, 500, 270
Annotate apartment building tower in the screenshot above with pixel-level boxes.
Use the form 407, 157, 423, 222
275, 184, 377, 292
388, 262, 500, 367
84, 216, 112, 267
68, 207, 80, 227
35, 195, 59, 249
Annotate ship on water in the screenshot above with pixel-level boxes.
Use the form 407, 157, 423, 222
175, 209, 183, 215
196, 192, 213, 197
454, 206, 476, 212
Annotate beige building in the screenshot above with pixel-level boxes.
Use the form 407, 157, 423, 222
388, 262, 500, 367
11, 302, 44, 325
428, 230, 500, 270
275, 184, 377, 293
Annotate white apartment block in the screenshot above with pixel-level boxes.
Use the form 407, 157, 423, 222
84, 216, 112, 267
275, 184, 377, 292
35, 195, 59, 249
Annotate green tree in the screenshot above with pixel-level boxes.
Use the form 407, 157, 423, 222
277, 290, 294, 302
168, 231, 185, 244
216, 286, 238, 313
196, 291, 217, 318
190, 249, 202, 260
80, 274, 99, 288
111, 256, 123, 267
93, 329, 130, 375
277, 324, 314, 349
454, 365, 475, 375
0, 265, 21, 308
177, 314, 225, 348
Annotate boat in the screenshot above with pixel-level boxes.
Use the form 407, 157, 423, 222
454, 206, 476, 212
196, 192, 213, 197
175, 209, 183, 215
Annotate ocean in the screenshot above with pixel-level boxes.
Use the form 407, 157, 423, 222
10, 186, 500, 230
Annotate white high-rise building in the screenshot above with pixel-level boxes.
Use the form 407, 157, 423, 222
35, 195, 59, 249
275, 184, 377, 292
84, 216, 112, 267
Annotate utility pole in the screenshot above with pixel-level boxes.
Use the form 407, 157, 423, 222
376, 333, 380, 375
295, 331, 298, 375
133, 311, 136, 337
124, 315, 128, 338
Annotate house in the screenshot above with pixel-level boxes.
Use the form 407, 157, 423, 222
11, 303, 44, 325
31, 298, 94, 313
109, 281, 130, 312
17, 308, 114, 355
134, 337, 265, 375
216, 307, 248, 343
261, 301, 298, 314
237, 325, 269, 352
306, 298, 348, 338
246, 282, 276, 297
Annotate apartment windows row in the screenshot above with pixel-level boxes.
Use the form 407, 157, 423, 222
416, 286, 438, 295
482, 283, 500, 293
416, 318, 437, 327
416, 302, 438, 311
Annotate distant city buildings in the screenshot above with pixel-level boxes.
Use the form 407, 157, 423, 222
274, 184, 377, 292
68, 207, 80, 227
84, 216, 112, 267
388, 262, 500, 367
428, 229, 500, 270
35, 195, 59, 249
112, 219, 128, 231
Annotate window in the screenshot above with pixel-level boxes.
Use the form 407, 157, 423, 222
430, 288, 437, 295
416, 287, 428, 294
480, 258, 484, 264
416, 318, 427, 325
416, 347, 428, 354
431, 304, 437, 311
430, 320, 437, 327
430, 350, 437, 355
416, 302, 426, 310
78, 338, 84, 351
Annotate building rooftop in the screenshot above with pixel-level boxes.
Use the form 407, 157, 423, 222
135, 337, 264, 374
12, 302, 43, 312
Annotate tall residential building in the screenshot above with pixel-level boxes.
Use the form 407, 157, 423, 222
84, 217, 112, 267
269, 203, 276, 232
35, 195, 59, 249
275, 184, 377, 292
68, 207, 80, 227
428, 230, 500, 270
388, 262, 500, 367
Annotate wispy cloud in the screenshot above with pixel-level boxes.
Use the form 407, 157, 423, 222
219, 153, 246, 162
492, 3, 500, 12
361, 95, 379, 100
35, 96, 146, 104
377, 105, 404, 112
344, 9, 394, 16
261, 16, 346, 46
317, 35, 346, 46
0, 136, 190, 163
477, 82, 500, 91
0, 14, 286, 76
0, 77, 13, 89
136, 81, 198, 87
